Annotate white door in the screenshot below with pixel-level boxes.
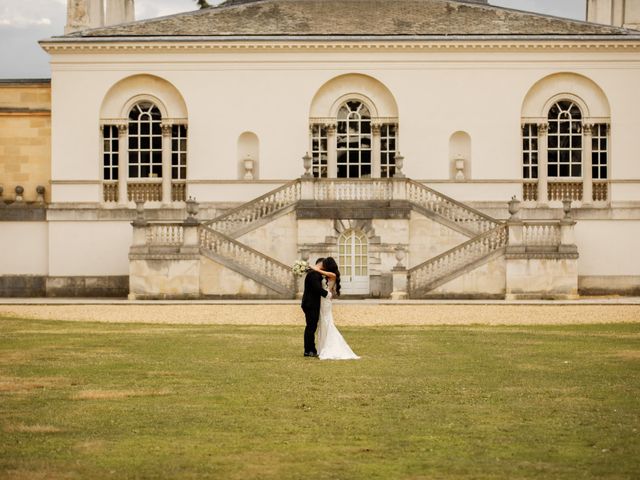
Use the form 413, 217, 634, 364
338, 230, 369, 295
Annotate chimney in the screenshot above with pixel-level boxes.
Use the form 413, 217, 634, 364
106, 0, 135, 26
587, 0, 640, 29
65, 0, 104, 34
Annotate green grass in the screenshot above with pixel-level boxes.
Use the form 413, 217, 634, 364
0, 318, 639, 479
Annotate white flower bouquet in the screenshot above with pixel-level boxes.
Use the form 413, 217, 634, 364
292, 260, 310, 277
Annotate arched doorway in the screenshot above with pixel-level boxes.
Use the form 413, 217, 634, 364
338, 230, 369, 295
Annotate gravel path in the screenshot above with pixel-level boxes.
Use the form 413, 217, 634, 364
1, 304, 639, 326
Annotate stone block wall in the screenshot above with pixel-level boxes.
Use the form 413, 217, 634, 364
0, 80, 51, 203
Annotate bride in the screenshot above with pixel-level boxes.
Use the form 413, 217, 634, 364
310, 257, 360, 361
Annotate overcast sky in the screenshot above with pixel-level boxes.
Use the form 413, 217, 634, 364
0, 0, 587, 79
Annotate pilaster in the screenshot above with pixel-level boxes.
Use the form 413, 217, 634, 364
582, 123, 594, 205
161, 123, 173, 205
117, 124, 128, 206
326, 124, 337, 178
537, 123, 549, 205
372, 123, 382, 178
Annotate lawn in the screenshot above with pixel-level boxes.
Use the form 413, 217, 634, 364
1, 317, 639, 479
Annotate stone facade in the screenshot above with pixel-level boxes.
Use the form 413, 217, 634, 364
0, 80, 51, 204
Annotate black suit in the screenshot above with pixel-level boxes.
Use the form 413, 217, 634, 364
301, 270, 329, 354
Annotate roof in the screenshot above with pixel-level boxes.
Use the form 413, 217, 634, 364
63, 0, 633, 39
0, 79, 51, 85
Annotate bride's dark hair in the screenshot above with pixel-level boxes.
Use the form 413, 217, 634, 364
322, 257, 341, 297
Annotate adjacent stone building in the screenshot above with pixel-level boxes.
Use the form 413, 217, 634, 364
1, 0, 639, 298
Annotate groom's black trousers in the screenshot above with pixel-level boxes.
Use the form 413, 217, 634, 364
302, 307, 320, 353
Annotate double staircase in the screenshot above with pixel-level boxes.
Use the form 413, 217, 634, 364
193, 178, 506, 298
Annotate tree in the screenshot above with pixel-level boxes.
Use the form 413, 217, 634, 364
195, 0, 211, 9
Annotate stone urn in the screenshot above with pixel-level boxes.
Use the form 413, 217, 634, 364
185, 196, 199, 225
243, 156, 254, 180
562, 199, 572, 219
455, 154, 465, 181
508, 196, 521, 219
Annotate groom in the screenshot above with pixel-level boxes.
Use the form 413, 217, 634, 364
301, 257, 331, 357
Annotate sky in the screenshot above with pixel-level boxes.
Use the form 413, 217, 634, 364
0, 0, 587, 79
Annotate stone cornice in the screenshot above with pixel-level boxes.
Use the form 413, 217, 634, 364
39, 36, 640, 54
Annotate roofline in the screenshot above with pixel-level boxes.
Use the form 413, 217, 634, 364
40, 34, 640, 44
0, 78, 51, 84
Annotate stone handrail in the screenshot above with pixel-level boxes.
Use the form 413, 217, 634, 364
523, 221, 561, 247
146, 223, 184, 246
205, 180, 301, 236
408, 224, 508, 294
313, 179, 393, 201
406, 179, 500, 235
199, 225, 296, 295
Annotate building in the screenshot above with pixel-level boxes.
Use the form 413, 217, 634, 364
1, 0, 639, 299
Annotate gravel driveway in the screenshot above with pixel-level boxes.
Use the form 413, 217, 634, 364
1, 303, 639, 326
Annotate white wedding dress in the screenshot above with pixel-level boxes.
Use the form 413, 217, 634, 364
317, 279, 360, 360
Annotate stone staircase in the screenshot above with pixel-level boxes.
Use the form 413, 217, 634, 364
408, 224, 509, 296
195, 178, 504, 298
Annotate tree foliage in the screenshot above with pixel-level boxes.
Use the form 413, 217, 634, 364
195, 0, 211, 9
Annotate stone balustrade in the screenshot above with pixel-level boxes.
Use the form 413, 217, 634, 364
548, 181, 583, 202
523, 222, 561, 248
171, 181, 187, 202
146, 223, 184, 246
522, 181, 538, 202
206, 180, 301, 236
127, 181, 163, 203
408, 224, 508, 295
199, 226, 296, 295
312, 179, 393, 201
592, 181, 608, 202
406, 179, 499, 235
103, 181, 118, 203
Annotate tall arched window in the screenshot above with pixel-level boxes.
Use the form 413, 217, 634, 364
547, 100, 582, 178
338, 230, 369, 294
337, 101, 372, 178
128, 102, 163, 179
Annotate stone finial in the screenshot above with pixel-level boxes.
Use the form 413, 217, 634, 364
132, 199, 147, 227
302, 152, 312, 178
394, 153, 405, 178
394, 246, 406, 270
184, 197, 200, 226
14, 185, 24, 203
562, 199, 572, 219
508, 195, 521, 220
36, 186, 46, 204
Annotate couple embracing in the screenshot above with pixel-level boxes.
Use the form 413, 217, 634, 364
300, 257, 360, 360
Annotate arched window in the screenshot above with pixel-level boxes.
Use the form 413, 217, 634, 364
128, 102, 163, 179
338, 230, 369, 294
547, 101, 582, 178
337, 101, 372, 178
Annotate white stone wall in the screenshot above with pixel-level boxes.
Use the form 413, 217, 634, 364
199, 257, 273, 297
506, 258, 579, 299
237, 211, 298, 266
48, 221, 131, 276
0, 222, 48, 275
431, 254, 506, 297
408, 212, 468, 268
130, 258, 199, 299
46, 46, 640, 203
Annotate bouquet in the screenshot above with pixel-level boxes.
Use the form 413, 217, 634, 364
292, 260, 310, 277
